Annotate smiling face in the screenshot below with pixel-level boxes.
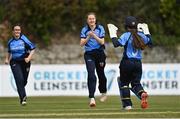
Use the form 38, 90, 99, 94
13, 25, 21, 39
87, 13, 96, 28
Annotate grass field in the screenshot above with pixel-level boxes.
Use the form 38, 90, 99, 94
0, 95, 180, 118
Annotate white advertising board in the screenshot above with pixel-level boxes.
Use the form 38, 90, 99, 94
0, 64, 179, 97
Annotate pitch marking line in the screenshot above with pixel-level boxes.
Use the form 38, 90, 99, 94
3, 107, 179, 112
0, 111, 180, 117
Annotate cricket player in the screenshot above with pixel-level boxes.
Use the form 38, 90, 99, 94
80, 12, 107, 107
5, 24, 36, 106
107, 16, 152, 110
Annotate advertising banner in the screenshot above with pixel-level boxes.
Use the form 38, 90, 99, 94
0, 64, 179, 97
142, 64, 179, 95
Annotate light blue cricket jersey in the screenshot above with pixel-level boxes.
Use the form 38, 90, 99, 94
118, 32, 150, 60
8, 34, 36, 60
80, 24, 105, 52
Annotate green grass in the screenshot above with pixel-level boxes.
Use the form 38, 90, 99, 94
0, 96, 180, 118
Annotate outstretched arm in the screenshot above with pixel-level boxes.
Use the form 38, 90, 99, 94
146, 35, 153, 48
138, 23, 153, 48
107, 24, 121, 47
111, 38, 121, 48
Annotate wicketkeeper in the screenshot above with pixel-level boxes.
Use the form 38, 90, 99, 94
107, 16, 152, 110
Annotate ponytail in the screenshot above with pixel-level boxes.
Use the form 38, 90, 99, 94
130, 29, 146, 50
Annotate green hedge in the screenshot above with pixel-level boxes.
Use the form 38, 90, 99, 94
0, 0, 180, 47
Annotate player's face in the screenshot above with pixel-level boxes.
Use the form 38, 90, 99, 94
87, 14, 96, 27
13, 26, 21, 39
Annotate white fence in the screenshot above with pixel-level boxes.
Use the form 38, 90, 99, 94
0, 64, 179, 97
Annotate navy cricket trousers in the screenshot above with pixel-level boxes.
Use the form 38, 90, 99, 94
119, 58, 145, 107
10, 60, 31, 102
84, 50, 107, 98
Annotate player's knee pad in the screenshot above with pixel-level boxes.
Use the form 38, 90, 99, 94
120, 86, 131, 99
120, 85, 132, 107
117, 77, 130, 98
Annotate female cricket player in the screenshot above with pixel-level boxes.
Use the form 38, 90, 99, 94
80, 12, 107, 107
5, 24, 36, 106
107, 16, 152, 110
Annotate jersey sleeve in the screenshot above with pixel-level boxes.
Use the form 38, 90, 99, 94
80, 27, 87, 38
21, 35, 36, 50
7, 39, 13, 53
137, 32, 151, 44
118, 32, 130, 46
7, 38, 13, 53
99, 25, 105, 38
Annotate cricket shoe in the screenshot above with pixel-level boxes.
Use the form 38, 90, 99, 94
21, 101, 27, 106
141, 92, 148, 109
100, 93, 107, 102
89, 98, 96, 107
123, 106, 132, 111
21, 96, 27, 106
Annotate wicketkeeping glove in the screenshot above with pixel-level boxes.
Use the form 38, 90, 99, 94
107, 24, 118, 38
137, 23, 150, 35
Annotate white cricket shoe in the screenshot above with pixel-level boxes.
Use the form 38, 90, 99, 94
21, 101, 27, 106
100, 93, 107, 102
21, 96, 27, 106
89, 98, 96, 107
123, 106, 132, 110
